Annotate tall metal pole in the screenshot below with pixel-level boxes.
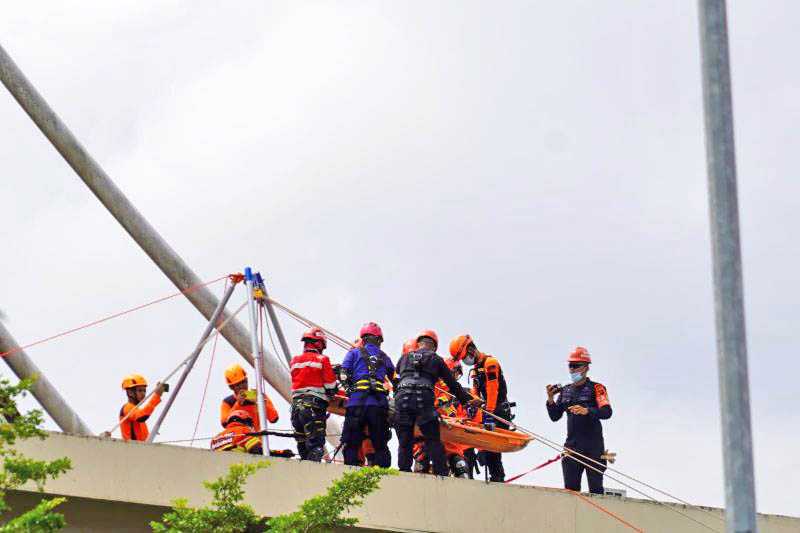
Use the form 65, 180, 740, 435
697, 2, 757, 531
0, 321, 92, 435
146, 279, 238, 442
0, 43, 290, 400
244, 268, 269, 454
255, 274, 292, 365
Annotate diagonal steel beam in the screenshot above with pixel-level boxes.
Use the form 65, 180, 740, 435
0, 321, 92, 435
0, 43, 341, 445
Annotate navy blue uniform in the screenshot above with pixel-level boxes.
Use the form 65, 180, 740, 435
547, 379, 612, 494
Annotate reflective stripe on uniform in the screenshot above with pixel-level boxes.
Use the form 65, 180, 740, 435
291, 360, 323, 371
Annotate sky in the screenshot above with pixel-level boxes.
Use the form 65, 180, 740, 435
1, 0, 798, 520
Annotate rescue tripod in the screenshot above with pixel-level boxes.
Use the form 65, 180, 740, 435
145, 267, 296, 456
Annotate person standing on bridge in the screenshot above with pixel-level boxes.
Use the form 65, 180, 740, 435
119, 374, 165, 441
340, 322, 395, 468
546, 346, 612, 494
453, 334, 512, 483
221, 363, 279, 431
290, 327, 338, 461
395, 330, 476, 476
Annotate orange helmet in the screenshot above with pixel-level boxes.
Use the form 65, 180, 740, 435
226, 409, 253, 427
224, 363, 248, 386
302, 327, 327, 349
416, 329, 439, 349
449, 334, 473, 361
121, 374, 147, 389
567, 346, 592, 364
402, 338, 418, 354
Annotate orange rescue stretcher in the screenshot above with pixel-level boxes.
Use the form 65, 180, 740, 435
327, 394, 533, 454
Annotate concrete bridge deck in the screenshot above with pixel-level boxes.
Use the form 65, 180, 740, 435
6, 433, 798, 532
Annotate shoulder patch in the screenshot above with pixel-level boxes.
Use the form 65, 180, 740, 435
594, 383, 610, 408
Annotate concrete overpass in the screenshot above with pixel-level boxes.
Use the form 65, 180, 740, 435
5, 433, 798, 532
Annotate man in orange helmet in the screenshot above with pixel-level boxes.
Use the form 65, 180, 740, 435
221, 363, 279, 431
119, 374, 165, 441
451, 334, 512, 483
211, 409, 263, 455
290, 327, 337, 461
395, 330, 476, 476
546, 346, 612, 494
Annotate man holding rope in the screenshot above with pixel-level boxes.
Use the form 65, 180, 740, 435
546, 346, 612, 494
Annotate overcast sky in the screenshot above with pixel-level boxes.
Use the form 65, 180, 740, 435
1, 1, 798, 520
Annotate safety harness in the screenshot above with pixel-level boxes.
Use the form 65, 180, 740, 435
353, 347, 388, 395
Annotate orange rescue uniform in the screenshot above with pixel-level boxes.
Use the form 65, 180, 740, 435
119, 393, 162, 441
220, 392, 279, 430
210, 423, 263, 454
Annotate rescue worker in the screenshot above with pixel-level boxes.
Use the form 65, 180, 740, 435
290, 327, 337, 461
546, 346, 612, 494
451, 334, 511, 482
221, 363, 279, 431
340, 322, 395, 468
395, 330, 476, 476
211, 409, 263, 454
119, 374, 165, 441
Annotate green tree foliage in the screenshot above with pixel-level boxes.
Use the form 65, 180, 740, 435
151, 461, 396, 533
0, 377, 72, 532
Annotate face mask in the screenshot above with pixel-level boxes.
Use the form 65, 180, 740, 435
569, 371, 585, 383
463, 354, 475, 366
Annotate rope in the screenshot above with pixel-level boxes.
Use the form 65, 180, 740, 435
565, 489, 644, 533
266, 297, 352, 350
106, 300, 248, 435
0, 275, 228, 358
505, 454, 562, 483
263, 305, 290, 372
190, 278, 228, 445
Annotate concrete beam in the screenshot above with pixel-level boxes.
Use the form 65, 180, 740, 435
14, 433, 800, 533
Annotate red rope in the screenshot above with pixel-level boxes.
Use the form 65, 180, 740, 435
189, 278, 228, 445
505, 454, 562, 483
564, 489, 644, 532
0, 275, 229, 358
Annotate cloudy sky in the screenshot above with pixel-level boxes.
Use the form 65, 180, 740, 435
1, 1, 798, 519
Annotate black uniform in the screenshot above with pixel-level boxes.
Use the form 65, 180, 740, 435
394, 349, 472, 476
546, 378, 612, 494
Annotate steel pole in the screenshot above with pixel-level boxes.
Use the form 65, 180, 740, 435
146, 280, 238, 442
255, 275, 292, 365
0, 43, 290, 401
697, 2, 757, 531
244, 269, 269, 454
0, 321, 92, 435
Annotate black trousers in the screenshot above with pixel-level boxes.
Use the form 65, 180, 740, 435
341, 405, 391, 467
562, 450, 607, 494
290, 397, 328, 461
483, 451, 505, 482
396, 401, 448, 476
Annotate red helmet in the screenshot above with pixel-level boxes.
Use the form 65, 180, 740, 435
416, 329, 439, 349
301, 327, 327, 349
402, 338, 418, 354
226, 409, 253, 427
359, 322, 383, 340
449, 334, 473, 361
567, 346, 592, 364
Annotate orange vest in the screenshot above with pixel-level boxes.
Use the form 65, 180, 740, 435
119, 393, 161, 441
210, 423, 262, 454
220, 392, 279, 430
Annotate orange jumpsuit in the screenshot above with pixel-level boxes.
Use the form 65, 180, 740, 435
220, 391, 279, 430
119, 393, 161, 441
